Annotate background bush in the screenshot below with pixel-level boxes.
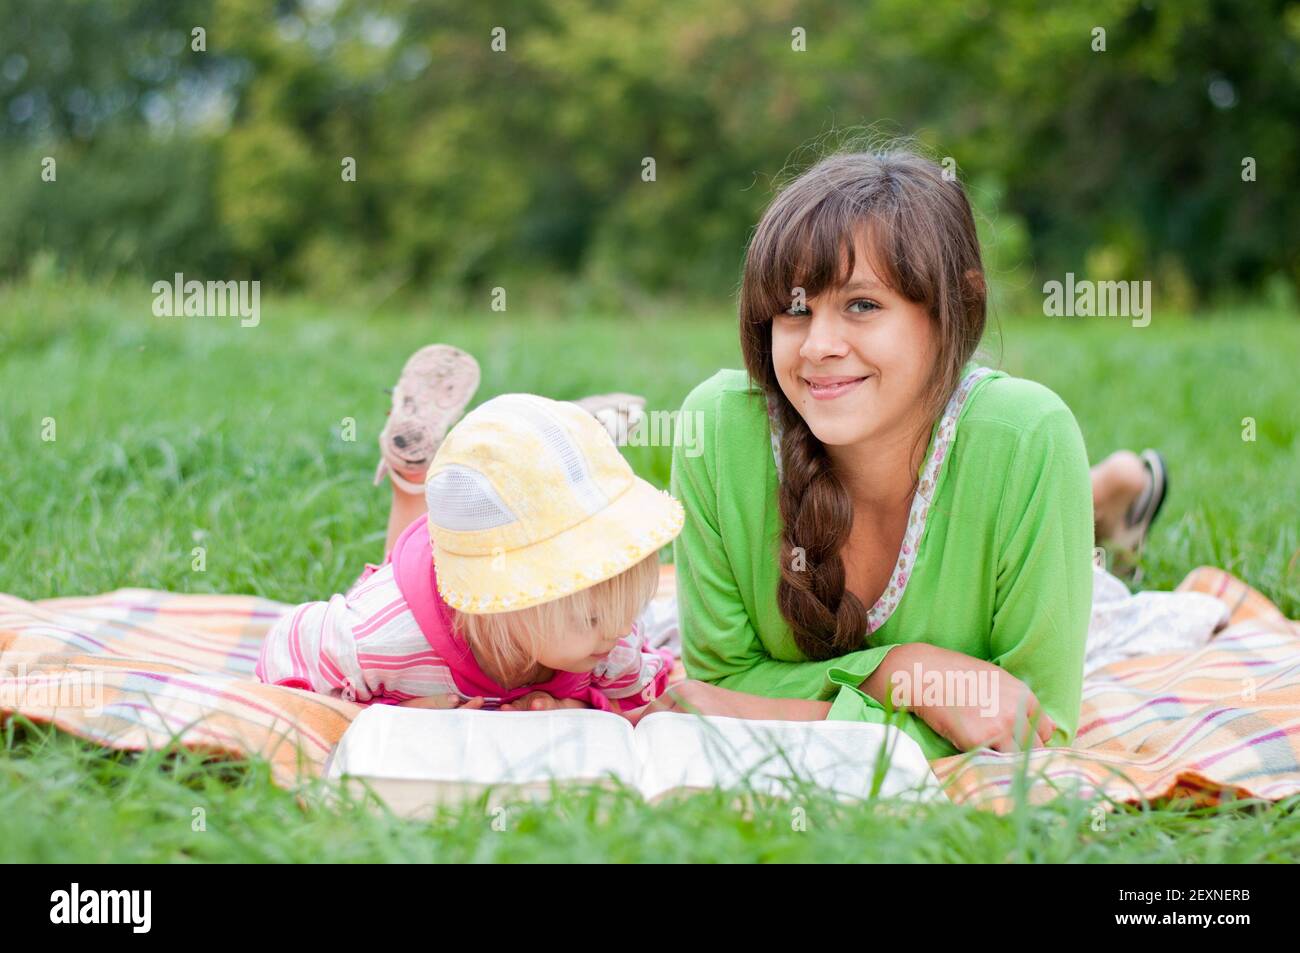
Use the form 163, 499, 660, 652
1, 0, 1296, 308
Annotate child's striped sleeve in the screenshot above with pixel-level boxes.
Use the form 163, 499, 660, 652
588, 622, 674, 711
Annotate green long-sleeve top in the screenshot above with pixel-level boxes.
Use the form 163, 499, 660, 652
669, 366, 1094, 761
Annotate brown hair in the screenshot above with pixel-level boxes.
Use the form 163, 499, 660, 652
739, 148, 987, 661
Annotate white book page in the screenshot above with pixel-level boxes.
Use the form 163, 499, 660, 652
631, 712, 944, 802
326, 705, 639, 787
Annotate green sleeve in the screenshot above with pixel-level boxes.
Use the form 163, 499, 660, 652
988, 403, 1094, 747
670, 380, 902, 703
823, 680, 960, 761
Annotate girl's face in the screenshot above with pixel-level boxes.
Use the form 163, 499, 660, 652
537, 615, 627, 673
771, 240, 939, 450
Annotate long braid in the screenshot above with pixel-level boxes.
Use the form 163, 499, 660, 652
774, 400, 870, 659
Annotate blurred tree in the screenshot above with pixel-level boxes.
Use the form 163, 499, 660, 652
1, 0, 1295, 305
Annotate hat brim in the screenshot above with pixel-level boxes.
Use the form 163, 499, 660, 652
433, 478, 685, 614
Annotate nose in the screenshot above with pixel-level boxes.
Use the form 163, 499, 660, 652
798, 309, 849, 364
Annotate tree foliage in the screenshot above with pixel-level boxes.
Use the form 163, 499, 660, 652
2, 0, 1295, 303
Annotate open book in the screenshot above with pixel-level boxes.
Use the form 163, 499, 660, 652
325, 705, 946, 814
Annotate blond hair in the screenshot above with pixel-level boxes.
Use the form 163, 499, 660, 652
452, 552, 661, 684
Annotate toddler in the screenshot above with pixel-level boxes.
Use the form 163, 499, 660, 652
257, 345, 682, 715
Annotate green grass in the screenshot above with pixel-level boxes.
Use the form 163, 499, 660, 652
4, 719, 1298, 863
1, 277, 1297, 862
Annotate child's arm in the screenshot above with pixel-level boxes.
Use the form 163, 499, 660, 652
398, 694, 485, 710
499, 692, 589, 711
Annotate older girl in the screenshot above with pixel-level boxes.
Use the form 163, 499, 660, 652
662, 149, 1188, 758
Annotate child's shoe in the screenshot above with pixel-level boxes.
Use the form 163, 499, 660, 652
374, 345, 481, 493
572, 392, 647, 446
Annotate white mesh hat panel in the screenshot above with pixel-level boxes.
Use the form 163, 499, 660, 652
493, 395, 610, 515
426, 463, 518, 532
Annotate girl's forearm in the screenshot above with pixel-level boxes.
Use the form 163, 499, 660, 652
859, 642, 1042, 751
857, 639, 987, 707
728, 692, 831, 721
771, 696, 834, 720
859, 641, 929, 710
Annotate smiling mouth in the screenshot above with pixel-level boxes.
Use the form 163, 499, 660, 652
802, 375, 869, 399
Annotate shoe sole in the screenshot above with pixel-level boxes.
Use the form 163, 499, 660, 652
573, 392, 647, 444
379, 345, 480, 479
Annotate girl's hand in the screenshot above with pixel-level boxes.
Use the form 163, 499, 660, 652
398, 694, 486, 710
877, 644, 1056, 753
499, 691, 588, 712
636, 680, 831, 722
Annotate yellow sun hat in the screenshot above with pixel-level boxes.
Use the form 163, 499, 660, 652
425, 393, 685, 614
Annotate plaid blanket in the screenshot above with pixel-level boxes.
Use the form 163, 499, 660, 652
2, 566, 1297, 811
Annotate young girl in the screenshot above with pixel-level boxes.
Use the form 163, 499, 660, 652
257, 346, 683, 715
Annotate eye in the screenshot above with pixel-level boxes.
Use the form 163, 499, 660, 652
847, 298, 880, 314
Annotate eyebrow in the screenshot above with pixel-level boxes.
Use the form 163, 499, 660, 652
840, 279, 886, 293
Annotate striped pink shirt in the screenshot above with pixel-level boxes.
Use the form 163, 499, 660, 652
256, 516, 672, 712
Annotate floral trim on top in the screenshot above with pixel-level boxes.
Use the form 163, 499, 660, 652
766, 366, 996, 633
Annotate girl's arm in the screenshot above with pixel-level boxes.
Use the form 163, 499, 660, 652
635, 680, 832, 722
864, 643, 1056, 751
981, 400, 1093, 747
649, 643, 1055, 752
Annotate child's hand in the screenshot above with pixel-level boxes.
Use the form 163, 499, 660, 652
499, 691, 588, 712
398, 694, 487, 710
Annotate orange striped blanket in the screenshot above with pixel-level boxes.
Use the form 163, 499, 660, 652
1, 566, 1296, 811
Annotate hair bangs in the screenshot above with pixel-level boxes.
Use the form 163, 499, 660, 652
744, 190, 865, 328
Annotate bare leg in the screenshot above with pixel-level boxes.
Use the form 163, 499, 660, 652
374, 344, 480, 557
385, 482, 428, 556
1091, 450, 1149, 545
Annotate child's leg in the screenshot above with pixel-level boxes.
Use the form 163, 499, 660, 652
374, 345, 480, 556
385, 482, 428, 555
371, 343, 647, 556
380, 391, 644, 554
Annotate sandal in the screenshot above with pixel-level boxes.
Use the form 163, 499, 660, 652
374, 345, 481, 494
571, 392, 647, 446
1110, 449, 1168, 555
